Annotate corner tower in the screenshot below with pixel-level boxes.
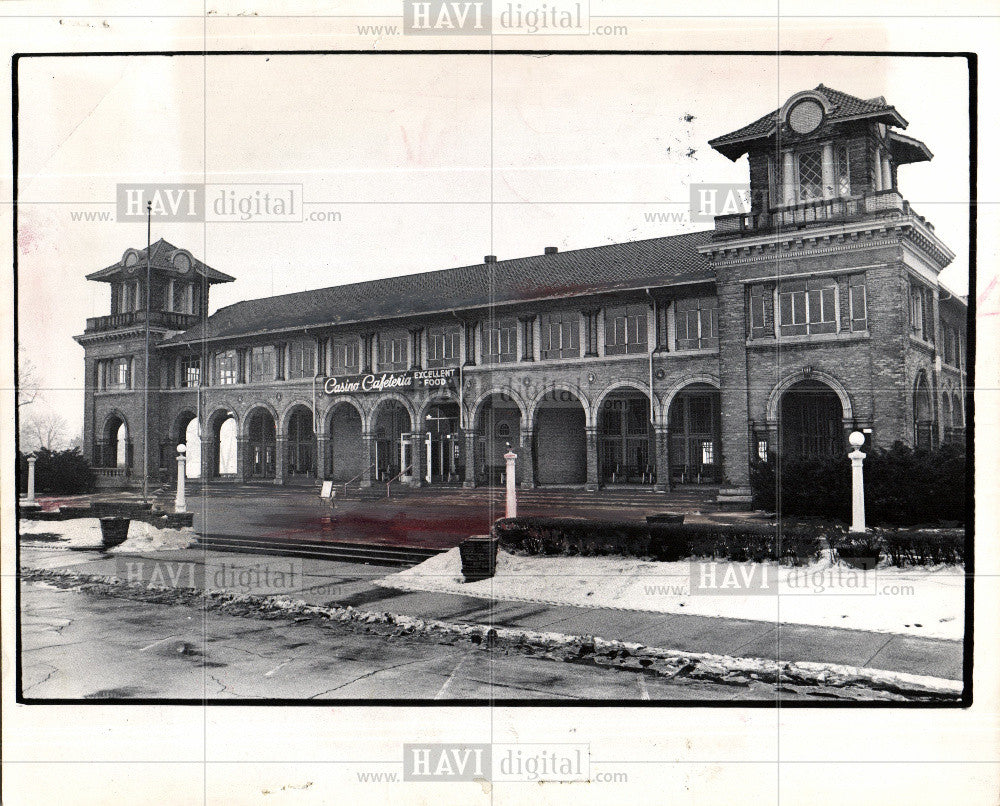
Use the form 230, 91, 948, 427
701, 84, 960, 489
75, 239, 234, 484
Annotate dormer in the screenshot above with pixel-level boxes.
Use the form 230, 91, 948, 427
82, 238, 235, 334
708, 85, 934, 236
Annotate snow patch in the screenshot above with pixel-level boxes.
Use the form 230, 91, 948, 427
19, 517, 195, 552
379, 548, 965, 640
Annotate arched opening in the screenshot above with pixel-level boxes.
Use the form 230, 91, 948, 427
101, 414, 131, 470
181, 416, 202, 479
475, 393, 522, 486
245, 409, 277, 479
285, 406, 316, 480
423, 401, 462, 483
372, 400, 411, 482
207, 411, 237, 478
779, 379, 844, 459
598, 389, 654, 485
533, 389, 587, 485
913, 373, 935, 451
952, 392, 964, 428
667, 383, 721, 483
327, 402, 364, 482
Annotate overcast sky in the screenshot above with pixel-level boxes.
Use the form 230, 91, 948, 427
15, 53, 971, 439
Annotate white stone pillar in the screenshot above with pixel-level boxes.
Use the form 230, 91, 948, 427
425, 432, 433, 484
848, 431, 866, 533
175, 444, 187, 513
504, 448, 518, 518
872, 147, 883, 191
782, 150, 796, 205
25, 455, 37, 504
821, 142, 835, 199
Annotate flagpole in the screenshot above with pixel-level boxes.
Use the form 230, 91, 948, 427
143, 200, 151, 503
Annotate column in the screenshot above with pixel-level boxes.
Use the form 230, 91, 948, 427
464, 322, 477, 366
821, 142, 835, 199
25, 455, 37, 503
360, 432, 374, 487
782, 150, 796, 205
174, 446, 187, 513
517, 428, 535, 488
409, 431, 424, 487
585, 426, 599, 492
275, 436, 287, 485
653, 424, 671, 492
881, 152, 892, 191
235, 436, 248, 483
872, 147, 883, 191
464, 430, 476, 488
316, 433, 329, 479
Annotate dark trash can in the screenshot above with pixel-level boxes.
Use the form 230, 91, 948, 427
460, 535, 501, 582
99, 516, 130, 548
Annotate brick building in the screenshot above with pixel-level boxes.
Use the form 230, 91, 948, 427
75, 85, 968, 494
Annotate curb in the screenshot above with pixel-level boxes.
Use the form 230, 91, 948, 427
21, 566, 963, 701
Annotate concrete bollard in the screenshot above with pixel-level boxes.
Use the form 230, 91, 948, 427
504, 447, 517, 519
175, 444, 187, 513
848, 431, 866, 533
25, 454, 37, 504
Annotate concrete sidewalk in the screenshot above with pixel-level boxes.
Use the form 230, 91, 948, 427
19, 544, 963, 682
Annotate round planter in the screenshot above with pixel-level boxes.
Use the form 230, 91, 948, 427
98, 516, 130, 548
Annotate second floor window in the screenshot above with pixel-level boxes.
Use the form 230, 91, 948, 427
909, 283, 935, 343
332, 336, 359, 373
849, 274, 868, 332
675, 298, 719, 350
427, 326, 461, 368
287, 341, 315, 380
215, 350, 238, 385
249, 346, 276, 383
378, 331, 408, 371
539, 312, 580, 360
604, 304, 648, 355
483, 318, 518, 363
779, 280, 837, 336
101, 357, 132, 390
180, 356, 200, 388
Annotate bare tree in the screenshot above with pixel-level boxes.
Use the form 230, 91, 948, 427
21, 410, 68, 452
17, 344, 39, 410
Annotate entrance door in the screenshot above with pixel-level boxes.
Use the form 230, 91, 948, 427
598, 393, 653, 484
668, 386, 721, 483
424, 403, 461, 482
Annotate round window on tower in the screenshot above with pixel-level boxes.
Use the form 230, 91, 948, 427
788, 99, 824, 134
172, 250, 193, 273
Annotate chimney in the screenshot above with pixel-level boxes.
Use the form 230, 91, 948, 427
544, 246, 559, 254
484, 255, 497, 263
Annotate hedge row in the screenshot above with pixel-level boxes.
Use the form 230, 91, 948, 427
750, 441, 966, 526
493, 517, 826, 566
492, 517, 965, 567
18, 448, 96, 495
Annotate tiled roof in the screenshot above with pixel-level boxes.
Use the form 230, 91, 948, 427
86, 238, 235, 283
709, 84, 907, 158
161, 231, 714, 346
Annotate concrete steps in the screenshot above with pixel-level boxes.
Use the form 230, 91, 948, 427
195, 533, 444, 567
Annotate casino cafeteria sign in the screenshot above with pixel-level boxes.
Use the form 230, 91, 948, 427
323, 367, 457, 395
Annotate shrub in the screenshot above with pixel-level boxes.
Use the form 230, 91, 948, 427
749, 442, 966, 526
18, 448, 96, 495
492, 517, 828, 566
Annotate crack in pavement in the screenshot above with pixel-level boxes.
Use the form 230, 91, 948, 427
307, 657, 435, 699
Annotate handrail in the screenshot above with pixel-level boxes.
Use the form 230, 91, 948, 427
386, 465, 412, 499
342, 464, 375, 498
